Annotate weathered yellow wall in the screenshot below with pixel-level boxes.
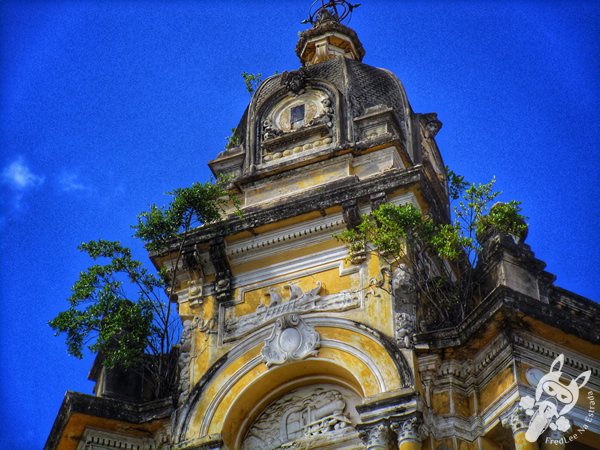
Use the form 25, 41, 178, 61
524, 317, 600, 360
457, 439, 478, 450
182, 232, 400, 391
479, 366, 515, 412
182, 323, 406, 446
57, 413, 165, 450
480, 436, 503, 450
453, 390, 471, 417
432, 391, 450, 415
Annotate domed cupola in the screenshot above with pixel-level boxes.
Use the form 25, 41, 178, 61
209, 1, 446, 213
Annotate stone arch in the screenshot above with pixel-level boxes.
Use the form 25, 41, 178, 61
201, 346, 379, 442
226, 360, 364, 449
176, 318, 413, 445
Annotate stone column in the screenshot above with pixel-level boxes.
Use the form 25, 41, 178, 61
502, 406, 539, 450
541, 429, 566, 450
391, 416, 422, 450
358, 421, 395, 450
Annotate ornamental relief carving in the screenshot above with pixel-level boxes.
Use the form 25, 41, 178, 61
261, 314, 320, 368
395, 312, 415, 349
358, 422, 394, 448
281, 68, 308, 95
242, 385, 361, 450
221, 282, 360, 343
390, 416, 424, 444
260, 90, 335, 163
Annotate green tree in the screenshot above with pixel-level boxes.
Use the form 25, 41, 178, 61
225, 127, 240, 149
50, 178, 236, 399
241, 71, 263, 94
336, 170, 527, 326
223, 72, 264, 149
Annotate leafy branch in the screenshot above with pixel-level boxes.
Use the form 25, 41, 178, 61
336, 170, 527, 327
50, 177, 239, 399
133, 177, 235, 253
241, 71, 262, 94
225, 128, 240, 149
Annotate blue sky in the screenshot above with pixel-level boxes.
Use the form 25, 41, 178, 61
1, 1, 598, 448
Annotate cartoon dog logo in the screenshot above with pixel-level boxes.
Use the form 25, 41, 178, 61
520, 354, 591, 442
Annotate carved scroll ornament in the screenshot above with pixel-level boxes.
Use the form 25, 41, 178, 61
261, 314, 320, 368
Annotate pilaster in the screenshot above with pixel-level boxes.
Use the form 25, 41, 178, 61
391, 416, 423, 450
502, 405, 539, 450
358, 421, 395, 450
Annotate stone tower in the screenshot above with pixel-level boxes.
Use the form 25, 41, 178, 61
47, 4, 600, 450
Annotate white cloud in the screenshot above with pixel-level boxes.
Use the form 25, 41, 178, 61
58, 172, 91, 192
1, 157, 45, 190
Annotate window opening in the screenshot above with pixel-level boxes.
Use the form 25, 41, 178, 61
290, 104, 305, 129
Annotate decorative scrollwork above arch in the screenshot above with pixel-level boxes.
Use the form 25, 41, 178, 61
261, 314, 320, 368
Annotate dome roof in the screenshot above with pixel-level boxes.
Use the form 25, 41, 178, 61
210, 20, 419, 182
255, 57, 412, 128
223, 57, 414, 163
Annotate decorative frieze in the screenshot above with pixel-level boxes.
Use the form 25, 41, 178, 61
226, 214, 345, 261
177, 319, 194, 406
222, 282, 360, 343
77, 428, 153, 450
513, 333, 600, 380
391, 264, 414, 294
395, 312, 415, 349
242, 385, 360, 449
392, 264, 416, 349
433, 332, 511, 388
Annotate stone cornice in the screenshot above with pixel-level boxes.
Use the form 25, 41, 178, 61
150, 165, 430, 259
45, 392, 172, 450
415, 285, 600, 349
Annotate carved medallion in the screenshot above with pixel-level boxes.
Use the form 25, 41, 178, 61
261, 314, 320, 368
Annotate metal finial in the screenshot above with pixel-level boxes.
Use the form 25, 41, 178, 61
301, 0, 360, 26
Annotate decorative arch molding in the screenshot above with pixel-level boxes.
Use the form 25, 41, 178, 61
306, 316, 414, 389
227, 366, 363, 449
174, 317, 413, 444
244, 78, 345, 174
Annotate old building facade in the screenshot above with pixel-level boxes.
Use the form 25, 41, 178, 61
47, 4, 600, 450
